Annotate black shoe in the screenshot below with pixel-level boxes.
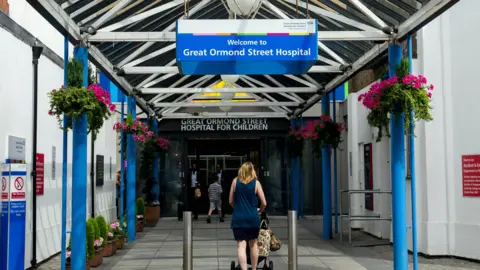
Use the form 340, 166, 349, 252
220, 217, 224, 223
206, 217, 211, 223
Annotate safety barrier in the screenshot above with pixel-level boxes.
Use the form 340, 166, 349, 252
339, 190, 392, 244
183, 211, 193, 270
288, 210, 298, 270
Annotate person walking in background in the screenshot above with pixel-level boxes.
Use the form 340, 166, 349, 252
207, 175, 224, 223
188, 163, 200, 220
217, 164, 226, 218
229, 161, 267, 270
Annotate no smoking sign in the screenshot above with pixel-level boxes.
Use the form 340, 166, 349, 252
14, 177, 24, 191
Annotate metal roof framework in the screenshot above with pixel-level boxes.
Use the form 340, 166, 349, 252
28, 0, 457, 120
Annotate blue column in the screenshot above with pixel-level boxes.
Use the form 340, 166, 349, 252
321, 95, 332, 239
388, 44, 408, 270
119, 94, 125, 231
152, 120, 160, 202
71, 46, 88, 270
407, 36, 419, 270
290, 119, 299, 215
333, 89, 338, 234
61, 36, 68, 270
127, 96, 137, 242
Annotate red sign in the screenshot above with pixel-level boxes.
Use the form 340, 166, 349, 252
462, 155, 480, 197
36, 153, 45, 195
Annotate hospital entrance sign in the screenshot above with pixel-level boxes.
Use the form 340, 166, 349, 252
176, 19, 318, 75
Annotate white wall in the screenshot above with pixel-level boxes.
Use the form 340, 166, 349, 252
0, 26, 118, 268
342, 0, 480, 260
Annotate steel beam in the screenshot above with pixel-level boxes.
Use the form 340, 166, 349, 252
86, 31, 389, 42
140, 87, 316, 94
123, 65, 341, 74
154, 101, 299, 108
160, 112, 288, 119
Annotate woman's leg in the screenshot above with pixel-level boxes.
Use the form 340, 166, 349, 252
248, 239, 259, 270
237, 240, 247, 270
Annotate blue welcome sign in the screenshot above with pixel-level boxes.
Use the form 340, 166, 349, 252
0, 164, 27, 270
176, 19, 318, 75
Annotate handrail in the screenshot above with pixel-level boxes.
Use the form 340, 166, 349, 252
339, 189, 392, 244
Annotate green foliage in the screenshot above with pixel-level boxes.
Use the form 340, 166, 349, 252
136, 197, 145, 216
88, 218, 100, 240
95, 216, 108, 247
86, 219, 95, 259
67, 58, 84, 88
310, 118, 345, 155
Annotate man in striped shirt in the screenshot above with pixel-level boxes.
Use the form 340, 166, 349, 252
207, 176, 224, 223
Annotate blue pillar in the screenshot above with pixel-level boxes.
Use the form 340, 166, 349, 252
61, 36, 68, 270
119, 94, 125, 231
388, 44, 408, 270
127, 96, 137, 242
321, 95, 332, 239
407, 36, 419, 270
71, 46, 88, 270
333, 89, 338, 234
290, 119, 299, 215
152, 120, 160, 202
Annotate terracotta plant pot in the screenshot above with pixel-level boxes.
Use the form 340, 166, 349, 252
90, 248, 104, 267
115, 237, 124, 249
66, 260, 90, 270
145, 205, 160, 226
103, 241, 116, 257
136, 221, 144, 232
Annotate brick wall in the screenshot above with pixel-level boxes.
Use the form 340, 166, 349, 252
0, 0, 9, 14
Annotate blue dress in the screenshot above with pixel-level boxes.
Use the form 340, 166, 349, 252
231, 178, 261, 241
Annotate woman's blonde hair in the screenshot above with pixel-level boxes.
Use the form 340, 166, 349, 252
238, 161, 256, 184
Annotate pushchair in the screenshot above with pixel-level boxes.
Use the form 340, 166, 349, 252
230, 212, 274, 270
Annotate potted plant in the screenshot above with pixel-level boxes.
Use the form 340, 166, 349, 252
111, 222, 125, 249
95, 216, 111, 257
103, 229, 117, 257
302, 116, 347, 155
48, 60, 115, 141
87, 218, 103, 267
358, 58, 434, 141
136, 198, 145, 232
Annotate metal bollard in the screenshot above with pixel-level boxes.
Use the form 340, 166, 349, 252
288, 210, 298, 270
183, 211, 193, 270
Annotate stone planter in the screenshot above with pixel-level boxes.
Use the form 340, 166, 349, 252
90, 248, 104, 267
115, 237, 124, 249
66, 260, 90, 270
145, 205, 160, 226
136, 221, 144, 232
103, 241, 116, 257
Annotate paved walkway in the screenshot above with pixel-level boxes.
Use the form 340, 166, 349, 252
39, 216, 480, 270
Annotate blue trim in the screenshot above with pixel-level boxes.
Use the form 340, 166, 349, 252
388, 44, 408, 270
1, 171, 25, 176
60, 35, 69, 270
321, 95, 332, 239
407, 35, 419, 270
120, 94, 125, 231
153, 120, 160, 202
127, 96, 137, 242
333, 89, 338, 234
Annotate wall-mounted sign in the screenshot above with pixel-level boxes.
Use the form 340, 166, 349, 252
158, 118, 289, 133
52, 146, 56, 180
462, 155, 480, 197
96, 155, 105, 186
176, 19, 318, 75
7, 135, 26, 161
36, 153, 45, 195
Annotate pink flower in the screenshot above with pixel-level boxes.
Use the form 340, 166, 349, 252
48, 111, 53, 116
427, 92, 432, 98
108, 232, 113, 237
110, 223, 117, 229
66, 251, 71, 258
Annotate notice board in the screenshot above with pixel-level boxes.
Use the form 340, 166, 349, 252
36, 153, 44, 195
96, 155, 104, 186
462, 155, 480, 197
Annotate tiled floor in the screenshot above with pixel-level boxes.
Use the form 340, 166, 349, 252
38, 216, 480, 270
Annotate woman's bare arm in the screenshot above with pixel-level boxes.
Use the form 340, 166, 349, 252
256, 181, 267, 212
229, 178, 236, 207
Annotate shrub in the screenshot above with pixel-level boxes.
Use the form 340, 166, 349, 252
95, 216, 108, 247
86, 219, 95, 259
136, 197, 145, 216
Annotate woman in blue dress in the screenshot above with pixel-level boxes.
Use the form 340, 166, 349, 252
229, 162, 267, 270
